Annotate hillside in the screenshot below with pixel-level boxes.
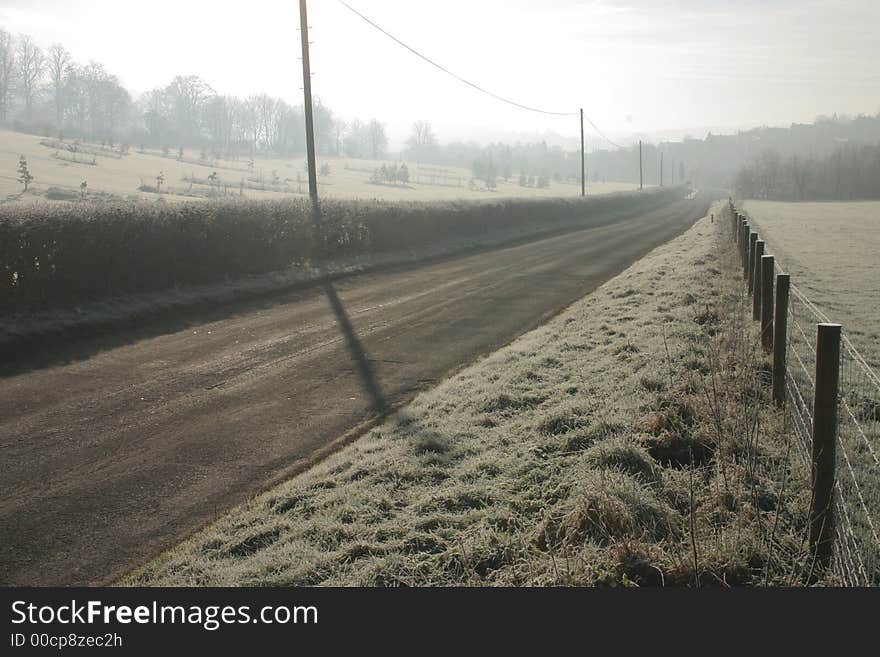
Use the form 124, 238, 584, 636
0, 129, 639, 205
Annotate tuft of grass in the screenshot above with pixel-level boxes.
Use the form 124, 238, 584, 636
222, 527, 284, 558
584, 436, 660, 482
639, 375, 666, 393
639, 430, 714, 469
537, 410, 589, 436
480, 393, 545, 414
534, 470, 676, 550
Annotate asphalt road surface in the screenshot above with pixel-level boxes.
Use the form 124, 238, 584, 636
0, 194, 713, 585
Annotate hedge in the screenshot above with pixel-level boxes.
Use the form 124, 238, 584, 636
0, 189, 681, 314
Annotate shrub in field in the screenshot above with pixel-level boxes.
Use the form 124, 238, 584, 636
45, 187, 78, 201
0, 188, 683, 314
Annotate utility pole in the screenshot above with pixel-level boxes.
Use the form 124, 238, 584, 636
579, 108, 585, 197
639, 140, 643, 191
299, 0, 319, 209
671, 157, 675, 185
660, 151, 664, 187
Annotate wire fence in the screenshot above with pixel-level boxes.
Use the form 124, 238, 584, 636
786, 282, 880, 585
834, 328, 880, 585
732, 202, 880, 586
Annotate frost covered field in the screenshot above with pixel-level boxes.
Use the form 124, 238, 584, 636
743, 200, 880, 371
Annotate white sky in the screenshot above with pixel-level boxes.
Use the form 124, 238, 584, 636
1, 0, 878, 149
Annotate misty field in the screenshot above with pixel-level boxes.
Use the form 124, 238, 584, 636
0, 130, 641, 205
742, 200, 880, 371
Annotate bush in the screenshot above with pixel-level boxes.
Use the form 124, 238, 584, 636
45, 187, 79, 201
0, 188, 682, 314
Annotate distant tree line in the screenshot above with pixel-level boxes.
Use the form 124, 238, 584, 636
0, 30, 131, 144
734, 144, 880, 201
0, 28, 388, 160
587, 113, 880, 190
0, 27, 627, 184
402, 132, 579, 186
4, 28, 880, 189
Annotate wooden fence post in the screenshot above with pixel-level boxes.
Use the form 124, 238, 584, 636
761, 255, 774, 352
772, 274, 790, 408
742, 223, 751, 276
752, 240, 764, 320
809, 322, 841, 572
748, 232, 758, 293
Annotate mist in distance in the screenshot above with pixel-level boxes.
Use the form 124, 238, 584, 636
1, 0, 877, 149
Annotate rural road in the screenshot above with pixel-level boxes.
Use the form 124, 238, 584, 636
0, 194, 713, 585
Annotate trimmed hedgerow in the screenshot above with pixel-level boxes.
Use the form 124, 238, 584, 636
0, 189, 681, 313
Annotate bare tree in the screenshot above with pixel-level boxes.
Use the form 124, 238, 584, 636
333, 118, 347, 156
244, 95, 262, 152
47, 43, 72, 130
409, 120, 435, 148
343, 118, 365, 157
272, 102, 304, 155
141, 87, 170, 144
0, 30, 14, 123
832, 149, 843, 199
790, 155, 809, 200
367, 119, 388, 160
312, 100, 336, 154
64, 65, 89, 135
16, 34, 44, 117
406, 120, 437, 162
98, 74, 130, 141
254, 93, 278, 151
203, 95, 234, 154
757, 149, 781, 198
228, 96, 256, 153
165, 75, 213, 143
78, 62, 129, 141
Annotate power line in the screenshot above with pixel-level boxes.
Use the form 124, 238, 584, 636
336, 0, 577, 117
583, 116, 624, 149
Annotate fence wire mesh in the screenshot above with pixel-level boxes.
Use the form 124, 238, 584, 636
835, 333, 880, 585
744, 209, 880, 586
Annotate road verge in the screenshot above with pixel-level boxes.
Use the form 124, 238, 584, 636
126, 202, 818, 586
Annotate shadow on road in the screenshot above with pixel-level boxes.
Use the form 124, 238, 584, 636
320, 280, 387, 414
309, 199, 388, 415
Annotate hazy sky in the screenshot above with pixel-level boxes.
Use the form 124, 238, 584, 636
2, 0, 878, 148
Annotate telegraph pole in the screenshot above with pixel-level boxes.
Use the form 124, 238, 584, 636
299, 0, 319, 209
660, 151, 664, 187
579, 108, 585, 197
639, 140, 643, 190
